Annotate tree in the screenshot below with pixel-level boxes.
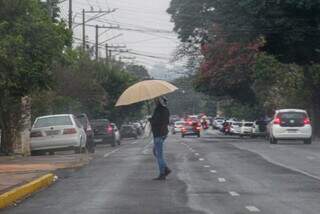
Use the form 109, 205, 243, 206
126, 64, 150, 80
0, 0, 70, 154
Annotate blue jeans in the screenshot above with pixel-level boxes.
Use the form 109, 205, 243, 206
153, 136, 167, 175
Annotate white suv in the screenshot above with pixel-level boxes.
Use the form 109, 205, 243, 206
268, 109, 312, 144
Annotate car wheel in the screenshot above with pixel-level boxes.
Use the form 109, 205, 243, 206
74, 147, 81, 154
117, 140, 121, 145
197, 133, 200, 138
304, 138, 312, 144
31, 151, 41, 156
182, 134, 185, 138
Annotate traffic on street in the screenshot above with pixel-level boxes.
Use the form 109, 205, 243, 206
1, 0, 320, 213
3, 123, 320, 214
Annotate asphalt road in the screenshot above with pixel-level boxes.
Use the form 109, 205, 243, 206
3, 130, 320, 214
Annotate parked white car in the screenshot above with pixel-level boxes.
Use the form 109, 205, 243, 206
213, 117, 225, 130
30, 114, 87, 155
230, 122, 242, 135
240, 122, 254, 136
268, 109, 312, 144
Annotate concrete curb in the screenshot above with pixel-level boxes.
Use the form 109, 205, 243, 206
0, 173, 56, 209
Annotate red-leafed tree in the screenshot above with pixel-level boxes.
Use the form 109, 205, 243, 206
195, 26, 264, 104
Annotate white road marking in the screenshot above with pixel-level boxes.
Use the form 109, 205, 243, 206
199, 158, 204, 161
131, 141, 137, 145
307, 156, 315, 160
104, 148, 121, 158
210, 170, 217, 173
229, 191, 240, 196
203, 165, 211, 168
218, 178, 226, 182
195, 153, 200, 156
245, 206, 260, 212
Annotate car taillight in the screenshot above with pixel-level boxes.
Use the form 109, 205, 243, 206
196, 126, 201, 130
274, 117, 281, 125
30, 131, 42, 138
304, 118, 311, 125
63, 128, 77, 134
107, 125, 113, 134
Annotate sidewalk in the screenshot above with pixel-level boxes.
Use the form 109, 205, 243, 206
0, 153, 91, 195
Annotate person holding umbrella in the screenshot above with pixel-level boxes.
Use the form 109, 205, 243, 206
115, 80, 178, 180
149, 96, 171, 180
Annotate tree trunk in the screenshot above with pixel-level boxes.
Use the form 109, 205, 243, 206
0, 95, 30, 155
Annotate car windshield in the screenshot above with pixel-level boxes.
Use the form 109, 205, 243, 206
91, 120, 109, 126
279, 112, 306, 119
34, 116, 73, 128
244, 123, 253, 127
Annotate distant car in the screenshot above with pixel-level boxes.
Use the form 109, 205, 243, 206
30, 114, 87, 155
120, 125, 138, 139
240, 122, 254, 137
181, 121, 201, 138
76, 113, 95, 153
213, 117, 225, 130
172, 120, 184, 134
251, 120, 269, 137
91, 119, 117, 147
110, 123, 121, 145
268, 109, 312, 144
230, 122, 242, 135
133, 122, 143, 136
170, 115, 180, 125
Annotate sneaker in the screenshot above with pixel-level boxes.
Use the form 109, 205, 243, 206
153, 174, 166, 180
164, 167, 172, 177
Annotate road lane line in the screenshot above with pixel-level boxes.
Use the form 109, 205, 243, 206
131, 141, 137, 145
203, 165, 211, 168
218, 178, 226, 182
307, 156, 315, 160
229, 191, 240, 196
210, 170, 217, 173
104, 148, 121, 158
245, 206, 260, 212
199, 158, 204, 161
195, 153, 200, 156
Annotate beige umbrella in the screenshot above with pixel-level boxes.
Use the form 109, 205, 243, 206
115, 80, 178, 107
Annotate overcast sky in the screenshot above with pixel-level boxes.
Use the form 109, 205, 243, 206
59, 0, 179, 68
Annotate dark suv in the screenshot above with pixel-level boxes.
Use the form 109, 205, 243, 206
76, 113, 95, 153
91, 119, 117, 147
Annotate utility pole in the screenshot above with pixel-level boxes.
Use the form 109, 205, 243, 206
68, 0, 72, 29
105, 44, 109, 62
47, 0, 53, 18
82, 9, 117, 52
82, 9, 85, 51
95, 25, 99, 60
94, 25, 120, 60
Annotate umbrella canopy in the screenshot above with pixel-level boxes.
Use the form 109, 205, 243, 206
115, 80, 178, 107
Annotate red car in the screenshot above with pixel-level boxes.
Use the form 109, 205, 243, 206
181, 120, 201, 138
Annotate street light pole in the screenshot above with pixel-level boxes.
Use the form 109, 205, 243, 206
68, 0, 72, 29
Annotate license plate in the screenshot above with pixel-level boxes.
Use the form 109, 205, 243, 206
287, 129, 298, 133
94, 139, 103, 143
45, 130, 60, 136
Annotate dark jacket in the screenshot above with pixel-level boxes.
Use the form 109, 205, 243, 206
149, 104, 170, 137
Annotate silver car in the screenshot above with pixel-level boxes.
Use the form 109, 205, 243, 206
30, 114, 87, 155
